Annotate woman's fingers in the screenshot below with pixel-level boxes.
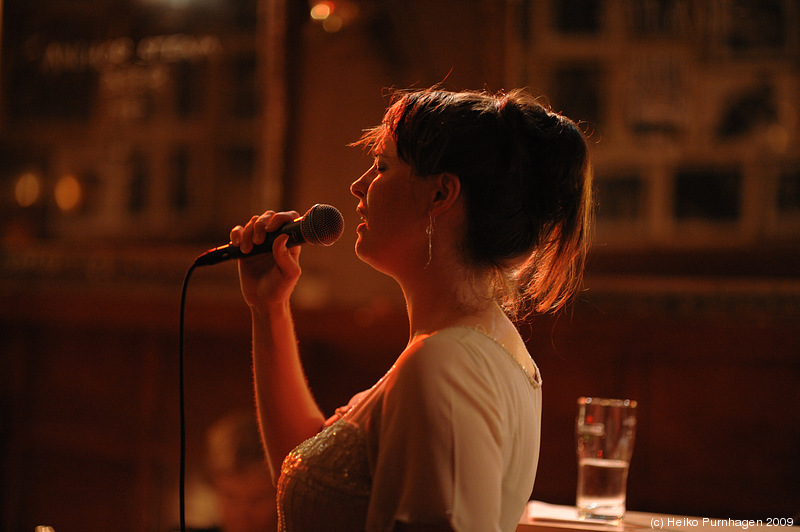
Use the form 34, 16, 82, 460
253, 211, 278, 245
230, 210, 302, 256
230, 225, 244, 246
238, 215, 260, 254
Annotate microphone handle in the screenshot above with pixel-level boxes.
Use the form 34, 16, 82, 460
194, 219, 304, 266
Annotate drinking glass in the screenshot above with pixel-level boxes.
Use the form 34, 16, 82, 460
575, 397, 637, 524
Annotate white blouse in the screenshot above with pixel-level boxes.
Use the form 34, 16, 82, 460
277, 326, 543, 531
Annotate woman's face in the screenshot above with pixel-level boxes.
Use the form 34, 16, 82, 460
350, 138, 431, 274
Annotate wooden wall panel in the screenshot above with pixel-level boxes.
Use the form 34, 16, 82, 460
2, 279, 798, 530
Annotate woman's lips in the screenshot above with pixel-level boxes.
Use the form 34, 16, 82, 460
356, 206, 367, 231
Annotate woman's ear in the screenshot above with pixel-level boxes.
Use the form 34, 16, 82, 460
429, 172, 461, 217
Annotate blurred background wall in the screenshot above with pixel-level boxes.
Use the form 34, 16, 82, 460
1, 0, 798, 530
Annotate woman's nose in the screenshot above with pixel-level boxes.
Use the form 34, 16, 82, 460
350, 168, 372, 198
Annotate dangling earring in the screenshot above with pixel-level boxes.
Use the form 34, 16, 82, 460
424, 214, 435, 269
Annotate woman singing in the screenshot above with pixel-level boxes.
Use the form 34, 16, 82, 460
229, 88, 593, 531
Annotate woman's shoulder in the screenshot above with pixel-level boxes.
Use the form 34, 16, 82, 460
398, 326, 540, 388
395, 327, 503, 378
403, 325, 482, 357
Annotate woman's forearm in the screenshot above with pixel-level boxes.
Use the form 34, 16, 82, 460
251, 300, 325, 482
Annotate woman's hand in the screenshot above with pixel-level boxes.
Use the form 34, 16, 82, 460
230, 210, 302, 310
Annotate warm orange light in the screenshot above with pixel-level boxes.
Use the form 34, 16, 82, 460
322, 14, 343, 32
14, 172, 42, 207
310, 1, 334, 20
55, 174, 83, 212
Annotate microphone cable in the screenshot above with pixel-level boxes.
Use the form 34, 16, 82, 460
178, 262, 197, 532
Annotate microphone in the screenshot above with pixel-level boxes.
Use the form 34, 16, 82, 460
194, 204, 344, 267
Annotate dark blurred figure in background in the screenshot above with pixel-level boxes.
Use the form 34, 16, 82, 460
201, 411, 277, 532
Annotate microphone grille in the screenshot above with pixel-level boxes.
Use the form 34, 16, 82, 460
301, 204, 345, 246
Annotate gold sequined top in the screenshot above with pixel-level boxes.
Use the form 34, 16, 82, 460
278, 418, 371, 531
277, 327, 542, 532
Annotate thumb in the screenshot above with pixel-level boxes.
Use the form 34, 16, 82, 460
272, 234, 301, 275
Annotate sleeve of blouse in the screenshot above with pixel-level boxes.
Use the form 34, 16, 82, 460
365, 332, 506, 532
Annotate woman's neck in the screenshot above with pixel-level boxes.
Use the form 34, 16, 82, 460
400, 264, 498, 343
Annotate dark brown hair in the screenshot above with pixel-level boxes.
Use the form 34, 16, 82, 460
357, 88, 593, 315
